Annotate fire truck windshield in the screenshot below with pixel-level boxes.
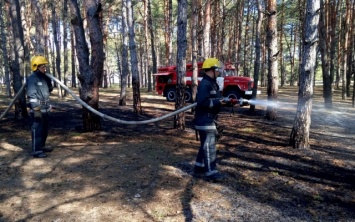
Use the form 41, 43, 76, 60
224, 69, 235, 76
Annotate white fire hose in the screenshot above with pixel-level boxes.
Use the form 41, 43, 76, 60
0, 74, 196, 124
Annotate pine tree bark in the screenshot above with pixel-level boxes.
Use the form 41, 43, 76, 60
250, 0, 263, 112
0, 1, 11, 97
70, 26, 77, 88
203, 0, 211, 58
63, 0, 69, 96
290, 0, 320, 149
174, 0, 187, 129
69, 0, 104, 131
319, 0, 333, 108
119, 1, 129, 106
148, 0, 157, 87
127, 0, 142, 115
31, 0, 45, 55
265, 0, 279, 120
9, 0, 28, 119
51, 1, 62, 99
143, 0, 152, 92
191, 0, 198, 103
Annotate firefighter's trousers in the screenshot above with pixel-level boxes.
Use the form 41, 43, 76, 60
30, 112, 49, 154
195, 129, 218, 176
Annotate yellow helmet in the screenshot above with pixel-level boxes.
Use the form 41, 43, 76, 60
31, 56, 49, 71
202, 58, 221, 70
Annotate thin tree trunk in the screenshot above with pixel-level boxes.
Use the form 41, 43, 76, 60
70, 25, 77, 88
250, 0, 263, 112
265, 0, 279, 120
63, 0, 69, 96
203, 0, 211, 57
148, 0, 157, 87
143, 0, 152, 92
9, 0, 28, 119
243, 1, 251, 77
279, 0, 286, 87
319, 0, 333, 107
51, 1, 62, 99
0, 1, 11, 97
119, 1, 129, 106
191, 0, 198, 103
235, 0, 244, 76
290, 0, 320, 149
174, 0, 187, 129
344, 0, 354, 98
31, 0, 45, 55
127, 0, 142, 115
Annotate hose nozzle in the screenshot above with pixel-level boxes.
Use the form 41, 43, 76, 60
238, 98, 249, 107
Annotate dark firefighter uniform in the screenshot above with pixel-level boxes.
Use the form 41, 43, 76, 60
194, 73, 223, 179
26, 56, 53, 158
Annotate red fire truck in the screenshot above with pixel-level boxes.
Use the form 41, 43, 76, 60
154, 61, 259, 102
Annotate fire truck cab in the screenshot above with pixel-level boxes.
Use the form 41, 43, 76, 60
154, 61, 258, 102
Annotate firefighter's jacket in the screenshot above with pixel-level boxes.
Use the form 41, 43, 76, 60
26, 71, 53, 110
194, 74, 222, 131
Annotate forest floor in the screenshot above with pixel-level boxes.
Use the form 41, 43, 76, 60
0, 85, 355, 222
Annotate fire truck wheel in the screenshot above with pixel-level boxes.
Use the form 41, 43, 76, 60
185, 89, 192, 103
166, 88, 176, 102
225, 89, 241, 100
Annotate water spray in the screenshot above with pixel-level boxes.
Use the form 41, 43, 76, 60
222, 97, 282, 109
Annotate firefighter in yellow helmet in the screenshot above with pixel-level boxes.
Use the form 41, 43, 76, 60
193, 58, 227, 182
26, 56, 53, 158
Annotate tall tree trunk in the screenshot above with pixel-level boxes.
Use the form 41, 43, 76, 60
51, 1, 62, 99
261, 28, 267, 87
119, 1, 129, 106
0, 1, 11, 97
191, 0, 198, 103
148, 0, 157, 87
143, 0, 152, 92
203, 0, 211, 58
70, 25, 77, 88
127, 0, 142, 115
69, 0, 104, 131
243, 1, 251, 77
162, 0, 173, 65
298, 0, 305, 86
63, 0, 69, 96
19, 0, 30, 74
265, 0, 279, 120
250, 0, 263, 112
31, 0, 45, 55
319, 0, 333, 107
330, 0, 341, 89
9, 0, 28, 119
279, 0, 286, 87
174, 0, 187, 130
290, 0, 320, 149
342, 0, 351, 99
235, 0, 245, 76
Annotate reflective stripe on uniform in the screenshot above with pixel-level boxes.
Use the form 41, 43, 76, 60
195, 125, 217, 131
209, 100, 214, 108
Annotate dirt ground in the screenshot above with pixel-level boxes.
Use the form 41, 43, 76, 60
1, 85, 355, 222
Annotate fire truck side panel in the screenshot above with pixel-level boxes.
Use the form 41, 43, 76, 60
154, 62, 256, 102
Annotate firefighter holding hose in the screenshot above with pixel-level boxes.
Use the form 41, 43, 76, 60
193, 58, 228, 182
26, 56, 53, 158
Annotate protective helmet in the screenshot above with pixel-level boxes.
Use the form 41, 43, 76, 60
31, 56, 49, 71
202, 58, 224, 73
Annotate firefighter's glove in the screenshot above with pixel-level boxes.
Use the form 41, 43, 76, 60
222, 97, 231, 103
221, 97, 236, 107
33, 107, 42, 119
